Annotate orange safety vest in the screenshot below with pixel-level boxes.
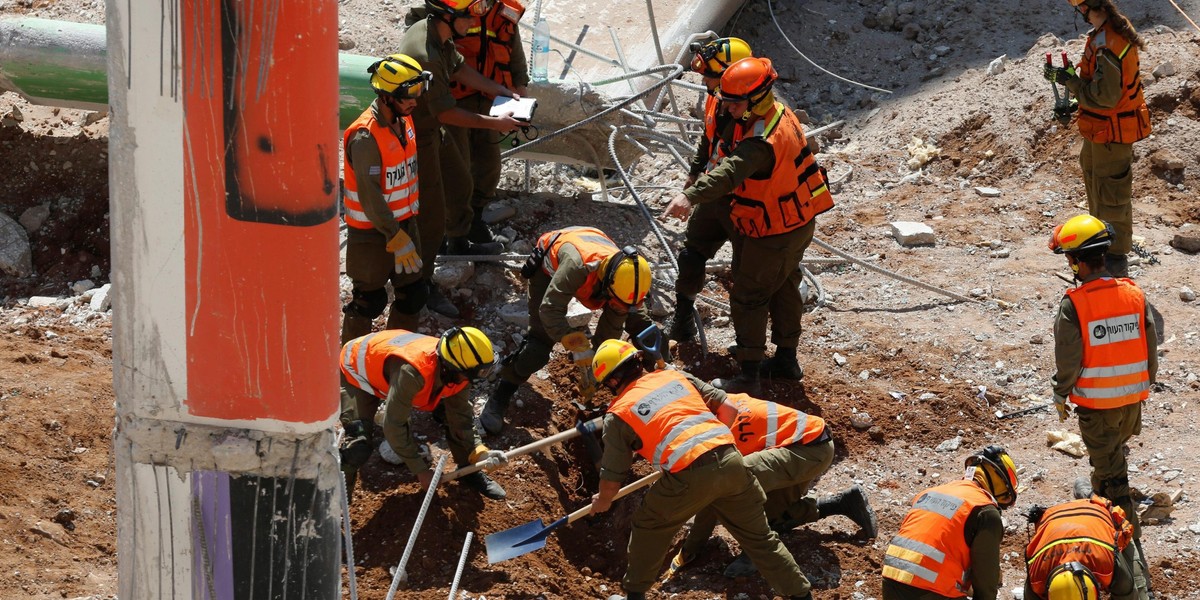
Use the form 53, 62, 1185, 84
451, 0, 525, 100
342, 107, 420, 230
536, 226, 620, 310
609, 369, 735, 473
725, 393, 827, 455
883, 480, 998, 597
1075, 22, 1151, 145
1025, 498, 1126, 596
1065, 277, 1150, 410
340, 330, 468, 411
727, 102, 833, 238
702, 95, 725, 172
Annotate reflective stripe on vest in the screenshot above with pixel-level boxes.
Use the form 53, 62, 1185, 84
726, 393, 827, 455
537, 226, 619, 310
1065, 277, 1150, 409
342, 107, 420, 229
450, 0, 525, 99
882, 480, 997, 597
727, 103, 833, 238
1075, 24, 1151, 144
1025, 499, 1121, 595
339, 330, 467, 411
609, 370, 735, 473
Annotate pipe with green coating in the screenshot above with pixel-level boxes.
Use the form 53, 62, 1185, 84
0, 17, 376, 129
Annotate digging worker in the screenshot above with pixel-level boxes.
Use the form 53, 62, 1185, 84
479, 226, 654, 435
1023, 495, 1139, 600
667, 391, 878, 580
338, 327, 508, 500
665, 37, 752, 344
881, 445, 1018, 600
663, 56, 832, 395
398, 0, 524, 318
1047, 0, 1151, 277
589, 339, 816, 600
341, 54, 430, 343
1048, 214, 1156, 596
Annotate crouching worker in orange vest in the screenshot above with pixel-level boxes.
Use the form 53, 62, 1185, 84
667, 393, 877, 579
1024, 495, 1140, 600
338, 327, 507, 500
589, 340, 814, 600
882, 445, 1019, 600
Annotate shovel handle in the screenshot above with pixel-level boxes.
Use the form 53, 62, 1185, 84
442, 416, 605, 482
565, 471, 663, 524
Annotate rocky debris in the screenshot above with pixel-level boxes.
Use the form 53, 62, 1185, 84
1172, 234, 1200, 254
82, 110, 107, 126
565, 298, 594, 329
498, 302, 529, 327
1047, 430, 1086, 458
833, 352, 848, 367
28, 296, 62, 308
891, 221, 935, 247
89, 283, 113, 312
71, 279, 96, 294
483, 203, 518, 224
850, 410, 873, 430
338, 37, 356, 50
18, 203, 50, 233
935, 436, 962, 452
1150, 149, 1186, 171
986, 54, 1007, 76
1140, 490, 1178, 524
1180, 286, 1196, 303
1151, 60, 1176, 79
432, 261, 475, 288
974, 186, 1001, 197
0, 212, 34, 277
905, 136, 939, 170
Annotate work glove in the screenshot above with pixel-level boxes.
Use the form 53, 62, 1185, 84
470, 445, 508, 472
563, 331, 597, 403
1052, 65, 1076, 85
1053, 393, 1071, 421
1042, 62, 1057, 82
339, 420, 372, 469
385, 228, 422, 274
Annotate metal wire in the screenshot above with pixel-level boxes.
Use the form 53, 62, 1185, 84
339, 468, 359, 600
811, 237, 978, 304
447, 532, 474, 600
388, 453, 449, 597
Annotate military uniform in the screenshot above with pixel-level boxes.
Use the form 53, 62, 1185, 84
1023, 497, 1138, 600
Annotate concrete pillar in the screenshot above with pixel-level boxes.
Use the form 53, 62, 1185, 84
107, 1, 342, 598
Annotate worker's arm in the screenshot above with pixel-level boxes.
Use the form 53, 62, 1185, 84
436, 105, 524, 132
684, 137, 774, 205
1064, 48, 1125, 110
1144, 300, 1158, 384
1052, 296, 1083, 400
347, 125, 402, 239
683, 371, 730, 414
689, 129, 713, 180
964, 504, 1003, 600
539, 245, 592, 342
1109, 547, 1140, 600
591, 413, 638, 514
381, 362, 434, 483
507, 25, 530, 90
452, 62, 516, 101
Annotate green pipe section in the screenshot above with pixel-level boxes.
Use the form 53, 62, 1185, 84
0, 17, 375, 129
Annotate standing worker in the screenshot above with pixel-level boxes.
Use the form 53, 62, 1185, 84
589, 340, 816, 600
665, 37, 752, 344
445, 0, 528, 247
1023, 495, 1139, 600
338, 327, 508, 500
1047, 0, 1151, 277
398, 0, 525, 318
881, 445, 1019, 600
663, 57, 832, 394
479, 226, 654, 434
668, 391, 877, 579
1048, 214, 1156, 596
341, 55, 430, 343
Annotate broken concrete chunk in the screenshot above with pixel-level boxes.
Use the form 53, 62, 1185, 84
833, 352, 848, 367
1180, 286, 1195, 302
850, 411, 873, 430
482, 203, 517, 224
71, 279, 96, 294
19, 203, 50, 234
565, 298, 594, 329
29, 296, 61, 308
499, 302, 529, 327
1150, 149, 1185, 171
974, 186, 1001, 197
1151, 60, 1176, 79
935, 436, 963, 452
432, 261, 475, 288
891, 221, 935, 247
1047, 430, 1086, 458
89, 283, 112, 312
1171, 234, 1200, 253
986, 54, 1007, 76
0, 212, 34, 277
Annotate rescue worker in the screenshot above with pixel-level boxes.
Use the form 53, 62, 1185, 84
444, 0, 528, 247
590, 339, 815, 600
665, 37, 752, 344
341, 54, 430, 344
881, 445, 1018, 600
479, 226, 654, 434
1048, 214, 1156, 596
1023, 495, 1139, 600
338, 327, 507, 500
398, 0, 525, 318
1046, 0, 1151, 277
668, 392, 878, 579
663, 57, 832, 394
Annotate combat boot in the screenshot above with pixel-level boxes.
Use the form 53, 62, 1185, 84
712, 361, 762, 396
1105, 253, 1130, 278
446, 235, 503, 256
1073, 476, 1093, 500
760, 348, 804, 380
480, 380, 518, 435
426, 281, 461, 318
666, 297, 698, 343
817, 485, 878, 538
459, 470, 506, 500
723, 552, 756, 578
469, 214, 510, 245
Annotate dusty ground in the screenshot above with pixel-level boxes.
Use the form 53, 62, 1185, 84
2, 0, 1199, 599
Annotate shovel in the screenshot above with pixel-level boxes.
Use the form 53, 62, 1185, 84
485, 470, 663, 563
634, 324, 667, 370
441, 416, 603, 482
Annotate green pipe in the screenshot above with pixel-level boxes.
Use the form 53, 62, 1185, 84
0, 17, 375, 129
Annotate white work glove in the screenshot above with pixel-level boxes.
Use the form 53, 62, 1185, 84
379, 439, 404, 465
1053, 394, 1071, 422
386, 228, 422, 274
471, 445, 508, 472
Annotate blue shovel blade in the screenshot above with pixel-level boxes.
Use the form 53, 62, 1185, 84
485, 516, 569, 564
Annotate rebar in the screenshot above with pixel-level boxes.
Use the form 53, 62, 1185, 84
339, 469, 359, 600
387, 453, 449, 597
447, 532, 474, 600
811, 237, 978, 304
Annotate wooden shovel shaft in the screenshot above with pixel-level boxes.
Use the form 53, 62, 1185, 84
441, 416, 604, 482
565, 471, 663, 524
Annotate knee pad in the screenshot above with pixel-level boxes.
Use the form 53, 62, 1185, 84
343, 288, 388, 319
392, 280, 428, 315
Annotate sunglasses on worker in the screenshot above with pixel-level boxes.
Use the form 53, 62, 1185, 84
395, 70, 433, 99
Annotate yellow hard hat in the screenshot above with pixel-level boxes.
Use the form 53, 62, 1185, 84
592, 339, 641, 384
368, 54, 432, 100
1049, 214, 1113, 256
689, 37, 753, 78
600, 247, 652, 307
438, 326, 495, 380
1047, 562, 1099, 600
966, 445, 1018, 508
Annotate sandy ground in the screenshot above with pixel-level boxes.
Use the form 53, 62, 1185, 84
1, 0, 1199, 599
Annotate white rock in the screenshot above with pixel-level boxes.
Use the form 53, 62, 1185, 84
850, 411, 873, 430
1180, 286, 1195, 302
499, 302, 529, 327
986, 55, 1007, 76
482, 204, 517, 224
935, 436, 963, 452
18, 203, 50, 233
565, 298, 594, 329
71, 279, 96, 294
0, 212, 34, 277
891, 221, 935, 247
974, 186, 1001, 197
833, 352, 848, 366
1012, 586, 1025, 599
29, 296, 61, 308
859, 369, 871, 380
89, 283, 112, 312
432, 261, 475, 288
918, 392, 937, 401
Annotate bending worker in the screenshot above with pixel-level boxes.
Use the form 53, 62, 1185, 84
1024, 495, 1139, 600
882, 445, 1018, 600
663, 57, 832, 394
669, 392, 877, 579
1049, 214, 1156, 596
590, 340, 815, 600
1047, 0, 1151, 277
341, 54, 429, 343
338, 327, 507, 500
665, 37, 752, 344
480, 226, 654, 434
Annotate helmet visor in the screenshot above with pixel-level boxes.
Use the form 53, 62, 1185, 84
464, 360, 495, 381
394, 71, 433, 99
689, 41, 724, 77
467, 0, 496, 17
